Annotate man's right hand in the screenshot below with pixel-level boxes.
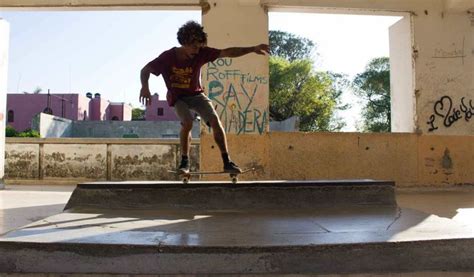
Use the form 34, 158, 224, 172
140, 87, 152, 106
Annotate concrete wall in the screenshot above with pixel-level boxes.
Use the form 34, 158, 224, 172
33, 113, 73, 138
200, 132, 474, 187
31, 112, 199, 138
269, 116, 299, 132
4, 138, 200, 183
71, 120, 200, 138
416, 10, 474, 135
0, 19, 9, 188
202, 1, 270, 135
4, 133, 473, 187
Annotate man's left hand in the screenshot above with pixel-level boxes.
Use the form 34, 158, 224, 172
254, 44, 270, 55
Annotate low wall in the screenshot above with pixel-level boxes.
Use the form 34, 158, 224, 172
5, 138, 199, 184
5, 133, 474, 187
200, 132, 474, 188
72, 121, 200, 138
32, 112, 201, 138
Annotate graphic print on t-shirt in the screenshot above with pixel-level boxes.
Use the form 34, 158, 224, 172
170, 66, 193, 89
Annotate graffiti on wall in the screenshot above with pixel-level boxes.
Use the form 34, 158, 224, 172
205, 58, 268, 135
427, 95, 474, 132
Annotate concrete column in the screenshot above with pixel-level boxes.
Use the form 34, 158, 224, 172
201, 0, 269, 135
390, 14, 415, 133
415, 7, 474, 135
0, 19, 9, 189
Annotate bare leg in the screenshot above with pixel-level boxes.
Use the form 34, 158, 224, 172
208, 116, 228, 154
208, 115, 241, 172
180, 120, 193, 157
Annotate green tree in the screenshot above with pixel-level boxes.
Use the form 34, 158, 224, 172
269, 30, 315, 62
132, 108, 145, 121
269, 57, 346, 131
268, 30, 349, 131
352, 57, 391, 132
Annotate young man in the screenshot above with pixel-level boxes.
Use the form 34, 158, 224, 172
140, 21, 269, 174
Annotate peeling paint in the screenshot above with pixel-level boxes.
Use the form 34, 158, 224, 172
4, 149, 39, 178
111, 145, 182, 180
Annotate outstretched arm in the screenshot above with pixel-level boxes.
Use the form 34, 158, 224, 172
219, 44, 269, 58
140, 64, 153, 106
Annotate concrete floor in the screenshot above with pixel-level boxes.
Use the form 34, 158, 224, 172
2, 185, 473, 236
0, 184, 473, 276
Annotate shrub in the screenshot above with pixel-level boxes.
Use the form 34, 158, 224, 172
17, 128, 40, 138
5, 125, 17, 137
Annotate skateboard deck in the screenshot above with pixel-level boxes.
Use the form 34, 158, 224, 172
168, 168, 255, 184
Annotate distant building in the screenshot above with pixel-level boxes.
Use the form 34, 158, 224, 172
145, 93, 179, 121
7, 92, 132, 132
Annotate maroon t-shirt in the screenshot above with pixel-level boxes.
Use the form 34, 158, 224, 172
147, 46, 221, 106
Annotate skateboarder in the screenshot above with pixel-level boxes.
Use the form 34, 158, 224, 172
139, 21, 269, 174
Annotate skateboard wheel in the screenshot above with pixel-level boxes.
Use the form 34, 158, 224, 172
183, 177, 189, 184
231, 177, 238, 184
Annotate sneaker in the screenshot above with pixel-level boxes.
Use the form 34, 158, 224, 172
223, 161, 242, 173
178, 159, 190, 174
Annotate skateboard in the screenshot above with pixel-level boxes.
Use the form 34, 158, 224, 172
168, 168, 255, 184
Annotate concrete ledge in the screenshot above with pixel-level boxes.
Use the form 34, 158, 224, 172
1, 239, 473, 274
64, 180, 396, 210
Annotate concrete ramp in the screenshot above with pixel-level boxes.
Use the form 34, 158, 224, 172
64, 180, 396, 211
1, 180, 474, 275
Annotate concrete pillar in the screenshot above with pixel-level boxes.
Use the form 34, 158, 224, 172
415, 7, 474, 135
0, 19, 9, 189
201, 0, 269, 135
390, 14, 415, 133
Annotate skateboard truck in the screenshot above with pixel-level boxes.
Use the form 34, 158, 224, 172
169, 168, 255, 184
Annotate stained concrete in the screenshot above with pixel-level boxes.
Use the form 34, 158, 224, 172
64, 180, 396, 210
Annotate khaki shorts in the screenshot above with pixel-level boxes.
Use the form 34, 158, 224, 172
174, 94, 218, 126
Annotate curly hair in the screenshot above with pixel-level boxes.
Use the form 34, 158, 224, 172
177, 21, 207, 45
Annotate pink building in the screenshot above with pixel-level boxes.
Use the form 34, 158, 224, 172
108, 102, 132, 121
7, 92, 132, 132
145, 93, 179, 121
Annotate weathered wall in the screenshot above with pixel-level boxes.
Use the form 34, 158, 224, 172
416, 11, 474, 135
4, 138, 199, 183
4, 143, 38, 179
202, 1, 270, 135
0, 19, 9, 188
200, 132, 474, 187
5, 133, 473, 187
72, 120, 200, 138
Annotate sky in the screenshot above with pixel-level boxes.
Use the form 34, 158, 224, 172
0, 10, 402, 131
